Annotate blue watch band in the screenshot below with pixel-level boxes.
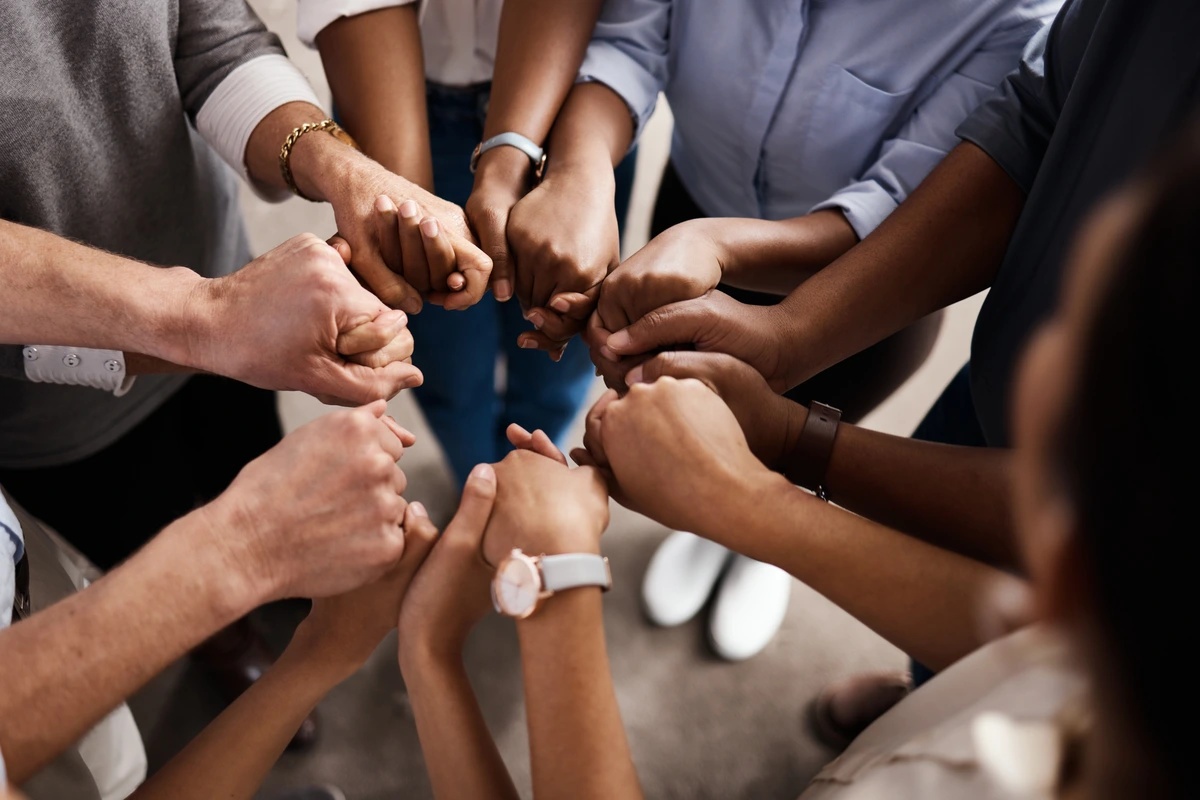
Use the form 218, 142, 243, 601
470, 131, 546, 176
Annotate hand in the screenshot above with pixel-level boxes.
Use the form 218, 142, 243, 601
325, 159, 493, 313
464, 146, 534, 304
203, 401, 414, 603
598, 289, 791, 392
595, 220, 725, 333
507, 163, 620, 356
187, 233, 423, 405
289, 501, 441, 676
579, 378, 771, 534
624, 351, 804, 470
398, 463, 499, 663
482, 450, 610, 567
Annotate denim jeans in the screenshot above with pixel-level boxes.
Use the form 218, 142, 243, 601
411, 82, 637, 485
910, 363, 986, 686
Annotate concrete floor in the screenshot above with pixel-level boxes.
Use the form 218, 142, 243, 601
129, 2, 988, 797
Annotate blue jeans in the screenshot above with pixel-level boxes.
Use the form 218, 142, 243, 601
909, 364, 985, 686
412, 82, 637, 485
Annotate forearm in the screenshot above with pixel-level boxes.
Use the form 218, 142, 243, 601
400, 649, 519, 800
703, 474, 1022, 671
130, 643, 344, 800
0, 508, 256, 782
774, 142, 1024, 387
774, 403, 1018, 567
316, 7, 433, 189
0, 221, 203, 361
517, 590, 642, 800
704, 210, 860, 296
546, 82, 633, 178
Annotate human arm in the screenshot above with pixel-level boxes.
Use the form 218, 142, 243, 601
0, 222, 420, 405
467, 0, 605, 306
0, 404, 414, 782
624, 352, 1018, 567
582, 378, 1024, 670
398, 466, 520, 800
130, 502, 440, 800
504, 0, 669, 350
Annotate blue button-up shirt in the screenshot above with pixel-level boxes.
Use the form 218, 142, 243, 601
580, 0, 1060, 237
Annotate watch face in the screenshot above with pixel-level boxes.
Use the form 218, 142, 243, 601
494, 553, 541, 618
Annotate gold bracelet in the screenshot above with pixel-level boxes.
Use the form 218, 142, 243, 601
278, 119, 358, 201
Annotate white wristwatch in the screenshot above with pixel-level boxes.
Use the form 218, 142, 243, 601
491, 549, 612, 619
470, 131, 547, 179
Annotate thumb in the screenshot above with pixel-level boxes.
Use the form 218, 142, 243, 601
327, 361, 424, 405
401, 502, 441, 562
473, 208, 513, 302
445, 463, 498, 545
602, 297, 709, 359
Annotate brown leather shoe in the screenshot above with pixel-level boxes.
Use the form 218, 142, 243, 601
193, 617, 319, 751
810, 671, 913, 750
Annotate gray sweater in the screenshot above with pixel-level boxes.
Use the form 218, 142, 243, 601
0, 0, 283, 467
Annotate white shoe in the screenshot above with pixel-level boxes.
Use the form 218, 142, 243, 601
641, 532, 732, 627
708, 556, 792, 661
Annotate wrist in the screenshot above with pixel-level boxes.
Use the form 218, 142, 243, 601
515, 584, 604, 637
772, 399, 809, 474
542, 140, 616, 193
289, 128, 370, 203
472, 144, 537, 194
283, 621, 375, 685
140, 267, 209, 367
398, 636, 464, 679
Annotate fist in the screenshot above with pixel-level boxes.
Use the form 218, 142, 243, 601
209, 401, 413, 601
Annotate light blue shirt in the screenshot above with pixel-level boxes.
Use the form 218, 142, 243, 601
580, 0, 1060, 236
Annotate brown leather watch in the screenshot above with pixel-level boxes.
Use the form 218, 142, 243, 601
786, 401, 842, 501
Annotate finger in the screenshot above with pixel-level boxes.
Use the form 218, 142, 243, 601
400, 502, 440, 568
549, 290, 598, 321
445, 462, 498, 547
419, 216, 461, 293
347, 327, 415, 369
397, 200, 432, 295
624, 350, 724, 391
332, 361, 424, 404
326, 234, 352, 264
337, 309, 408, 356
581, 389, 618, 468
472, 204, 513, 302
587, 312, 618, 360
527, 306, 586, 344
605, 296, 712, 358
517, 329, 569, 355
569, 447, 596, 467
441, 233, 493, 311
506, 422, 535, 449
381, 414, 417, 448
505, 423, 568, 465
375, 420, 406, 462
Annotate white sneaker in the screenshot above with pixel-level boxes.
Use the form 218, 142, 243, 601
708, 556, 793, 661
641, 532, 732, 627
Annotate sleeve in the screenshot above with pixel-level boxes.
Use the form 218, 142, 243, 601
1, 490, 22, 629
811, 0, 1059, 238
576, 0, 672, 144
296, 0, 417, 48
177, 0, 324, 200
955, 5, 1068, 196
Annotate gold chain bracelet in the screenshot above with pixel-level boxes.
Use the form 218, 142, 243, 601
279, 119, 357, 201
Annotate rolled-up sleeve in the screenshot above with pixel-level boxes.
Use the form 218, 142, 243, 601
296, 0, 416, 48
577, 0, 671, 143
176, 0, 323, 200
813, 0, 1058, 238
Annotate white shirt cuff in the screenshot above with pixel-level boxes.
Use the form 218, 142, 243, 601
296, 0, 419, 48
23, 346, 136, 397
196, 54, 324, 202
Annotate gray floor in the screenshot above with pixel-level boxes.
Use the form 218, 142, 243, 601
128, 3, 990, 797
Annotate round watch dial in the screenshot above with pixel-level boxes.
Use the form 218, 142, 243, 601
495, 555, 540, 617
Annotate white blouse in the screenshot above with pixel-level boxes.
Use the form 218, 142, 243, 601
297, 0, 503, 86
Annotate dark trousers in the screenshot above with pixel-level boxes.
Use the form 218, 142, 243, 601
0, 375, 283, 570
651, 163, 943, 425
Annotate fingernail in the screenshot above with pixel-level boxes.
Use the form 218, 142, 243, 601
494, 279, 512, 301
599, 345, 618, 361
626, 365, 645, 384
449, 273, 465, 290
607, 330, 630, 352
410, 501, 428, 519
469, 463, 496, 484
550, 297, 569, 313
528, 311, 544, 329
519, 338, 538, 349
399, 200, 419, 219
419, 217, 439, 237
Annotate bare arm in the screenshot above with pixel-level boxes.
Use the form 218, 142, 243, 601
517, 589, 642, 800
0, 509, 254, 783
316, 6, 432, 188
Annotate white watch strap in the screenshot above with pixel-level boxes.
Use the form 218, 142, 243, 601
23, 345, 135, 396
470, 131, 545, 173
539, 553, 611, 593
